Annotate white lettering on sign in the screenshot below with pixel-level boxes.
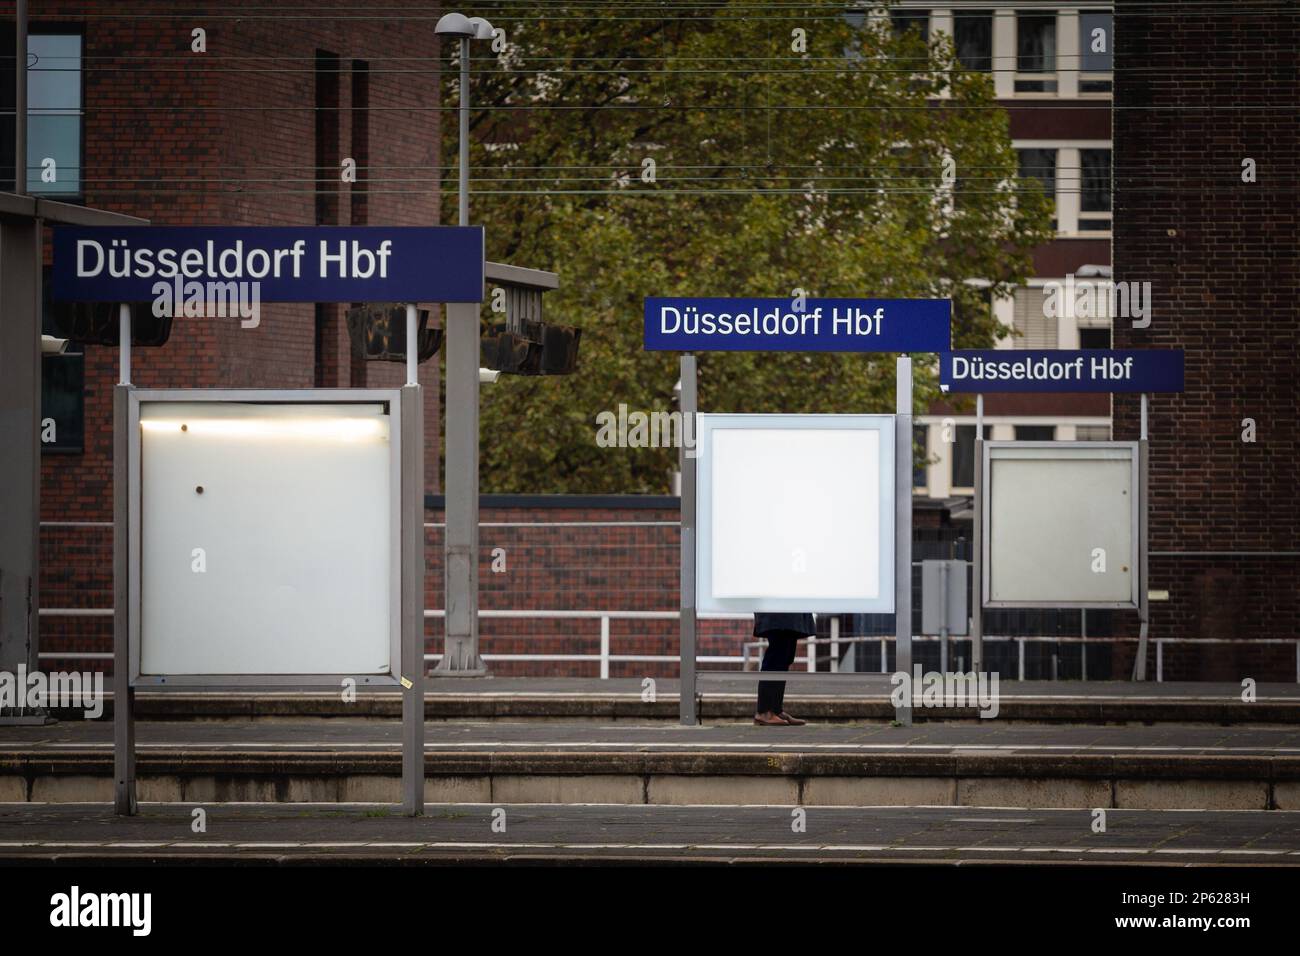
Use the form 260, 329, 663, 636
75, 239, 309, 281
951, 355, 1101, 383
319, 240, 393, 279
658, 304, 888, 340
830, 306, 884, 336
73, 238, 395, 282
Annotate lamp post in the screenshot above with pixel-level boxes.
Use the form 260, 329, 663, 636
434, 13, 494, 229
433, 12, 493, 675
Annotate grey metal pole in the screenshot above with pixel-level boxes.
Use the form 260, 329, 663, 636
439, 299, 485, 674
400, 383, 426, 814
119, 303, 131, 384
1132, 394, 1150, 681
113, 382, 136, 814
939, 559, 949, 674
1081, 608, 1088, 681
0, 0, 42, 724
971, 393, 984, 675
405, 303, 417, 387
678, 355, 698, 725
895, 356, 913, 726
15, 0, 26, 197
458, 37, 469, 229
437, 32, 485, 675
0, 224, 41, 722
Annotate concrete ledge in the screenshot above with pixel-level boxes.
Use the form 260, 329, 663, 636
493, 774, 645, 804
956, 777, 1112, 809
1116, 779, 1270, 811
29, 775, 112, 803
648, 775, 799, 805
1274, 780, 1300, 810
4, 749, 1299, 809
803, 776, 956, 806
50, 691, 1300, 724
6, 749, 1300, 781
0, 776, 26, 802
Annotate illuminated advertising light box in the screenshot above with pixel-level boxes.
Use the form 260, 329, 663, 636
695, 414, 896, 614
983, 441, 1140, 609
128, 391, 402, 685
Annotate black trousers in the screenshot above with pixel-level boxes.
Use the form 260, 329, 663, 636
756, 630, 801, 714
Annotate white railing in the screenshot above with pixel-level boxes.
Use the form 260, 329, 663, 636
34, 606, 1300, 683
31, 520, 1300, 682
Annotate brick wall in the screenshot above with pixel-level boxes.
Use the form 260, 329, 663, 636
32, 2, 1300, 683
424, 502, 752, 678
27, 0, 445, 528
29, 0, 451, 672
39, 500, 758, 679
1112, 1, 1300, 680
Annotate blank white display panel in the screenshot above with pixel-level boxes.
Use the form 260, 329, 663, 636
984, 443, 1139, 608
697, 414, 895, 614
138, 401, 395, 676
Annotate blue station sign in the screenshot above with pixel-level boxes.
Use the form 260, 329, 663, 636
643, 297, 950, 352
51, 226, 485, 303
939, 349, 1185, 393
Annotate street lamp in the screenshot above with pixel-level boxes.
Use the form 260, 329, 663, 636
435, 12, 495, 227
433, 11, 494, 675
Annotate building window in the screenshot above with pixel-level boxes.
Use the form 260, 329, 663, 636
913, 424, 928, 488
28, 33, 82, 195
952, 425, 991, 489
1017, 147, 1057, 229
314, 50, 341, 386
953, 10, 993, 71
40, 268, 84, 453
1015, 11, 1057, 92
1079, 148, 1111, 232
1079, 10, 1113, 94
1015, 425, 1055, 441
1013, 287, 1059, 349
41, 353, 85, 452
1077, 425, 1111, 441
954, 286, 993, 338
890, 9, 930, 43
0, 30, 84, 195
1078, 327, 1110, 349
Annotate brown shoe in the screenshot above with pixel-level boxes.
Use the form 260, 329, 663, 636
778, 712, 807, 726
753, 713, 789, 726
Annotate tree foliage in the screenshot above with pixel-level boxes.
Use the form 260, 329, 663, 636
443, 3, 1053, 493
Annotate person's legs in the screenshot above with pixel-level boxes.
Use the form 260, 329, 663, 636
772, 634, 800, 713
756, 632, 799, 716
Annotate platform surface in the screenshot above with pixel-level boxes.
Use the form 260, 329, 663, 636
3, 802, 1299, 865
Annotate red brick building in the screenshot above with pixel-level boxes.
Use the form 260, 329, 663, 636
28, 3, 1297, 682
24, 1, 445, 663
1112, 0, 1300, 680
889, 6, 1115, 503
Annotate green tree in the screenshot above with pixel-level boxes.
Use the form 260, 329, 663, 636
444, 3, 1053, 493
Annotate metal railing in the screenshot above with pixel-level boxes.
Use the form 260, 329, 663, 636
31, 520, 1300, 682
35, 606, 1300, 683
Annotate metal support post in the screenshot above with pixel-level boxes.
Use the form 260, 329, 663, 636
1132, 394, 1151, 680
678, 354, 698, 725
0, 218, 42, 723
400, 380, 425, 814
939, 559, 950, 674
895, 356, 913, 725
438, 302, 486, 674
971, 393, 984, 675
458, 36, 469, 230
113, 341, 137, 813
0, 0, 37, 715
437, 30, 486, 676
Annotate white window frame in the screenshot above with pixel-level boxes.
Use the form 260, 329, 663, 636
1012, 139, 1112, 237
